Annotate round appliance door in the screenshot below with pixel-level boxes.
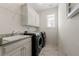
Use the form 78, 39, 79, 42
38, 36, 43, 48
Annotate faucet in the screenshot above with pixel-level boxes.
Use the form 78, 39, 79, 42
11, 31, 15, 36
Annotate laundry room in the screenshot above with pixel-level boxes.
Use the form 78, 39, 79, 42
0, 0, 79, 57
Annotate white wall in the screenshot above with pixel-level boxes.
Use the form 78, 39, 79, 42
39, 7, 58, 46
58, 3, 79, 55
0, 3, 37, 34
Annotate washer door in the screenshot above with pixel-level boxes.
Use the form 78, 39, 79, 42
38, 36, 43, 48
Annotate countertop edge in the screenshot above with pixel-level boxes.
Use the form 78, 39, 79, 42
0, 36, 32, 46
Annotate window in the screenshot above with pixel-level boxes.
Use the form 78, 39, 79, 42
47, 14, 55, 28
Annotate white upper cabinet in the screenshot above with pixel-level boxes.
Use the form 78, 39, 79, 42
21, 4, 39, 27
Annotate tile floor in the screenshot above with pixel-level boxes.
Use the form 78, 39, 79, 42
39, 43, 65, 56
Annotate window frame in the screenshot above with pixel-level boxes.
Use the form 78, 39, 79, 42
47, 14, 55, 28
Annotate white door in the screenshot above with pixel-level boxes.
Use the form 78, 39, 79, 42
46, 14, 58, 45
40, 12, 58, 46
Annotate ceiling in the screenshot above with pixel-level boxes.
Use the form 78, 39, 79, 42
0, 3, 58, 12
0, 3, 23, 12
29, 3, 58, 12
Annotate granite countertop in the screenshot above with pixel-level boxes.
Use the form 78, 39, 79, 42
0, 35, 32, 46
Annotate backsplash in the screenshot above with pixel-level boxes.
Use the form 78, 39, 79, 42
0, 3, 38, 35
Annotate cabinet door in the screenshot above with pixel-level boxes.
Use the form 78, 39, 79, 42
35, 13, 39, 27
1, 38, 31, 56
21, 4, 28, 26
32, 9, 36, 26
25, 47, 31, 56
22, 4, 38, 26
24, 39, 31, 56
4, 47, 21, 56
28, 6, 33, 26
21, 38, 31, 56
28, 5, 36, 26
